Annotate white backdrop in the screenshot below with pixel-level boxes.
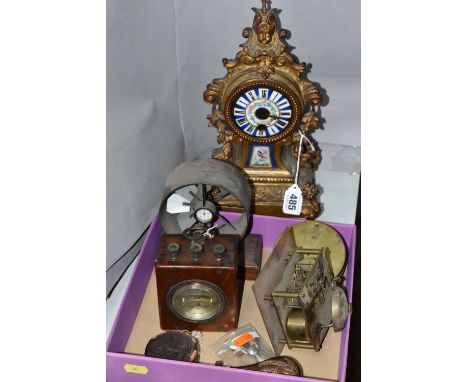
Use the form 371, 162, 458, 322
107, 0, 360, 284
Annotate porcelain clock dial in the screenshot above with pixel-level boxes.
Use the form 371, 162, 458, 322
226, 83, 300, 143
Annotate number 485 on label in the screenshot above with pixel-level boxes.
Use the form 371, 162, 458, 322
282, 184, 303, 216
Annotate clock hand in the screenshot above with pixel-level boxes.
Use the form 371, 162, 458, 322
254, 116, 279, 128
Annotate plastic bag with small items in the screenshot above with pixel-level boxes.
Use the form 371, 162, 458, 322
210, 323, 275, 367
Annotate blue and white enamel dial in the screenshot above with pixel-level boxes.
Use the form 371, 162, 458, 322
230, 86, 294, 140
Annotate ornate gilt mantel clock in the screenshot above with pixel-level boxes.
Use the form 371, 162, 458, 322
204, 0, 323, 218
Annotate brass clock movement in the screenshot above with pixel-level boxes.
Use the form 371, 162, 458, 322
253, 221, 350, 354
204, 0, 323, 218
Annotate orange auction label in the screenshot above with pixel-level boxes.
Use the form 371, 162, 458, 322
232, 332, 255, 347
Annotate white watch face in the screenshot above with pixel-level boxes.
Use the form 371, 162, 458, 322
195, 208, 213, 224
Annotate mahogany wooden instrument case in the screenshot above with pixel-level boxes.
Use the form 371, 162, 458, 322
155, 234, 240, 331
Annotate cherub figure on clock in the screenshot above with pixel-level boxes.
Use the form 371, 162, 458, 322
204, 0, 323, 218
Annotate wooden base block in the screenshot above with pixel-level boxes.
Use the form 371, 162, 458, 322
243, 234, 263, 280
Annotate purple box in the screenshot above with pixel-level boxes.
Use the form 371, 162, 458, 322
107, 214, 356, 382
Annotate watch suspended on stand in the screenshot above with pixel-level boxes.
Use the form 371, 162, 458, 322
204, 0, 323, 219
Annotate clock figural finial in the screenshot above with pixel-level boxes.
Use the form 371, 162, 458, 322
242, 1, 285, 60
203, 0, 323, 219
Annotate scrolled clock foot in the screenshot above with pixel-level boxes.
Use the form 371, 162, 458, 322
300, 203, 321, 220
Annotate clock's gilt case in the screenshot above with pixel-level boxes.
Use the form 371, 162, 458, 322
204, 0, 323, 219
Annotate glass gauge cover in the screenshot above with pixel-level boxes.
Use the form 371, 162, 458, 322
168, 280, 225, 322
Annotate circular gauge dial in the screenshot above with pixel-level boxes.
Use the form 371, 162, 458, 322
169, 281, 225, 322
230, 86, 294, 139
195, 208, 214, 224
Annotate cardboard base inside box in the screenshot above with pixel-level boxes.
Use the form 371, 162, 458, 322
124, 249, 342, 381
